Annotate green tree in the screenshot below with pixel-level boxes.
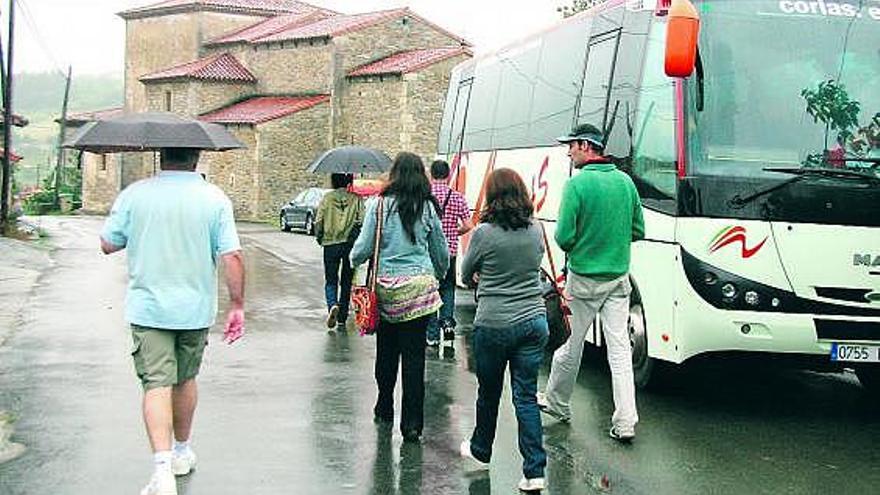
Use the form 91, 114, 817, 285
558, 0, 602, 17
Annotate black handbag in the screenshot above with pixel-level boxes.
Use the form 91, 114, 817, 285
539, 223, 571, 353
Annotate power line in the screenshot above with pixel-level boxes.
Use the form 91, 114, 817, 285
12, 0, 67, 79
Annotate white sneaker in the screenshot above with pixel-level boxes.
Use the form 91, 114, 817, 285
609, 425, 635, 443
171, 449, 197, 476
459, 440, 489, 471
140, 470, 177, 495
518, 477, 545, 492
536, 393, 570, 423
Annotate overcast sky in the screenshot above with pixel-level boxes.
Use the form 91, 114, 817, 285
1, 0, 564, 76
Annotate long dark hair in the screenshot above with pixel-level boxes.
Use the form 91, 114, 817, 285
382, 152, 439, 243
480, 168, 534, 230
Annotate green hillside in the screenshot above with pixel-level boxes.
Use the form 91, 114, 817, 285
9, 72, 123, 188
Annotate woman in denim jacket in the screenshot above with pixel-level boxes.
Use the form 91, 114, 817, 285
350, 152, 449, 442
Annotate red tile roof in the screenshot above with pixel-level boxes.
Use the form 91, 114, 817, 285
205, 10, 330, 46
254, 8, 468, 46
65, 107, 124, 125
255, 8, 406, 43
200, 95, 329, 124
349, 47, 472, 77
119, 0, 333, 19
140, 53, 256, 84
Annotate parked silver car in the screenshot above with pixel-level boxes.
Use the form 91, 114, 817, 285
279, 187, 329, 235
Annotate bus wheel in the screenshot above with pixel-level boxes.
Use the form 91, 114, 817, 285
629, 300, 654, 389
855, 366, 880, 392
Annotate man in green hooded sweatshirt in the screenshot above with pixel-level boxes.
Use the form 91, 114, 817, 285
539, 123, 645, 443
315, 173, 364, 332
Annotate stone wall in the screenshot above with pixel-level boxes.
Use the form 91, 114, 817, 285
255, 103, 330, 219
330, 15, 463, 146
200, 125, 260, 218
340, 77, 405, 155
401, 55, 469, 161
80, 153, 120, 214
248, 41, 332, 95
125, 14, 201, 113
144, 80, 254, 115
198, 101, 329, 220
340, 54, 468, 163
125, 11, 265, 114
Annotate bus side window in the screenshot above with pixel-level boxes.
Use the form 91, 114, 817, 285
463, 60, 502, 152
448, 79, 474, 154
631, 18, 677, 210
529, 16, 591, 146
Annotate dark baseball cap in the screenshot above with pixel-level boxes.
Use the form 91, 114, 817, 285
556, 123, 605, 149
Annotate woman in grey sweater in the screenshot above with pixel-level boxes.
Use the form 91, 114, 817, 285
459, 168, 548, 493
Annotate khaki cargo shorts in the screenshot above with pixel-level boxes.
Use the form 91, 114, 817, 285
131, 324, 209, 390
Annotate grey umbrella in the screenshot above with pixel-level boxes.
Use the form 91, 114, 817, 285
63, 112, 244, 153
307, 145, 392, 174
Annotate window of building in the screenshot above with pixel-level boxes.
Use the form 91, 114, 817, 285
99, 154, 107, 172
164, 91, 172, 112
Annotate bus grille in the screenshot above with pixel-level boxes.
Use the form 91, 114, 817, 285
815, 319, 880, 342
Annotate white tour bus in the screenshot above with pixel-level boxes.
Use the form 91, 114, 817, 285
436, 0, 880, 389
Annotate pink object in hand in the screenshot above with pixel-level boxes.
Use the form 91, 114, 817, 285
223, 308, 245, 345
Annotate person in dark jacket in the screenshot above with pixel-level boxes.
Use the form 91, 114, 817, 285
315, 173, 364, 332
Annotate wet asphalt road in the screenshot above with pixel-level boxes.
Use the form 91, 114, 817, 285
0, 217, 878, 495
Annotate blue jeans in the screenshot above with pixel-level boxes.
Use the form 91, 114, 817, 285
427, 255, 456, 341
323, 242, 353, 322
470, 315, 548, 479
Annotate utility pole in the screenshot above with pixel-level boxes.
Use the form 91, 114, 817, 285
1, 0, 15, 233
53, 65, 72, 210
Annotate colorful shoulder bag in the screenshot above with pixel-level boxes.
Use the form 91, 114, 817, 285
352, 197, 384, 336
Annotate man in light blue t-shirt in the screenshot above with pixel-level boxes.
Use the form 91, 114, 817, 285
100, 148, 245, 495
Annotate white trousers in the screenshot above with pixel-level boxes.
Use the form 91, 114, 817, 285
545, 272, 639, 431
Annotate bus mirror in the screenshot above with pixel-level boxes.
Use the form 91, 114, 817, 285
664, 0, 700, 78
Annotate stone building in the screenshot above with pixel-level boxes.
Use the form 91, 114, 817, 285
65, 108, 124, 214
78, 0, 471, 219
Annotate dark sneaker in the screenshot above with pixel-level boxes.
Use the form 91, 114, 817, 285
326, 305, 340, 328
609, 425, 635, 443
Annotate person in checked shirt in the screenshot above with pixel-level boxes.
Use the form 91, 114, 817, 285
428, 159, 474, 346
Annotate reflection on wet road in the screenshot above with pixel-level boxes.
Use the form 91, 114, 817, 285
0, 218, 877, 494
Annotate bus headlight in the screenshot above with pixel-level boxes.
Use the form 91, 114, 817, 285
744, 291, 760, 306
703, 272, 718, 285
721, 283, 737, 299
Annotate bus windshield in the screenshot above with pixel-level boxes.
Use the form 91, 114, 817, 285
691, 0, 879, 179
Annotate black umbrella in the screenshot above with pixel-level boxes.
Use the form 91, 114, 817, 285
63, 112, 244, 153
307, 145, 392, 174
